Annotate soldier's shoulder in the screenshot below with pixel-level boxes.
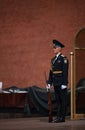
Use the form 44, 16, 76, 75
61, 54, 65, 57
61, 54, 68, 63
61, 54, 67, 58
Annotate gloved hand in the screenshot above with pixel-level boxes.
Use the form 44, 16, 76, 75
61, 85, 67, 89
46, 84, 50, 91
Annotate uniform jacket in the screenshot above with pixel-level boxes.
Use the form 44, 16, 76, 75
48, 53, 69, 86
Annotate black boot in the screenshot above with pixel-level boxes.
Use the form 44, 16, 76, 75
52, 117, 65, 123
52, 117, 60, 123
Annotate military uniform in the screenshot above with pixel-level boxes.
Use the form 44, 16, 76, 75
47, 39, 69, 123
48, 54, 68, 86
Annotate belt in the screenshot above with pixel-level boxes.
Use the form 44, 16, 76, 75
52, 71, 62, 74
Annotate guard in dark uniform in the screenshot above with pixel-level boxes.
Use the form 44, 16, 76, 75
46, 39, 69, 123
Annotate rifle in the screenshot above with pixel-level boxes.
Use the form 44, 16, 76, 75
44, 72, 53, 122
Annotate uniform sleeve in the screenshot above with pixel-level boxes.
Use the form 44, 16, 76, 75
47, 70, 53, 85
62, 57, 69, 85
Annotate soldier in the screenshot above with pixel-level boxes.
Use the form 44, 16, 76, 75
46, 39, 69, 123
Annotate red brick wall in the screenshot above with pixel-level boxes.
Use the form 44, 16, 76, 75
0, 0, 85, 88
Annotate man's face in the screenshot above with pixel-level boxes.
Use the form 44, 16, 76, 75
53, 46, 62, 54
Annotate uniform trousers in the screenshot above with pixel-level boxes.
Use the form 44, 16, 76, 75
54, 86, 67, 120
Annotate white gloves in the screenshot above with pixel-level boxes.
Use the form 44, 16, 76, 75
46, 84, 50, 91
61, 85, 67, 89
46, 84, 67, 91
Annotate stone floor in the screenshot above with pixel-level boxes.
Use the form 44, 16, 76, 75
0, 116, 85, 130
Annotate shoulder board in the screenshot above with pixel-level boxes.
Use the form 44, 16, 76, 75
61, 54, 67, 59
61, 54, 65, 57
